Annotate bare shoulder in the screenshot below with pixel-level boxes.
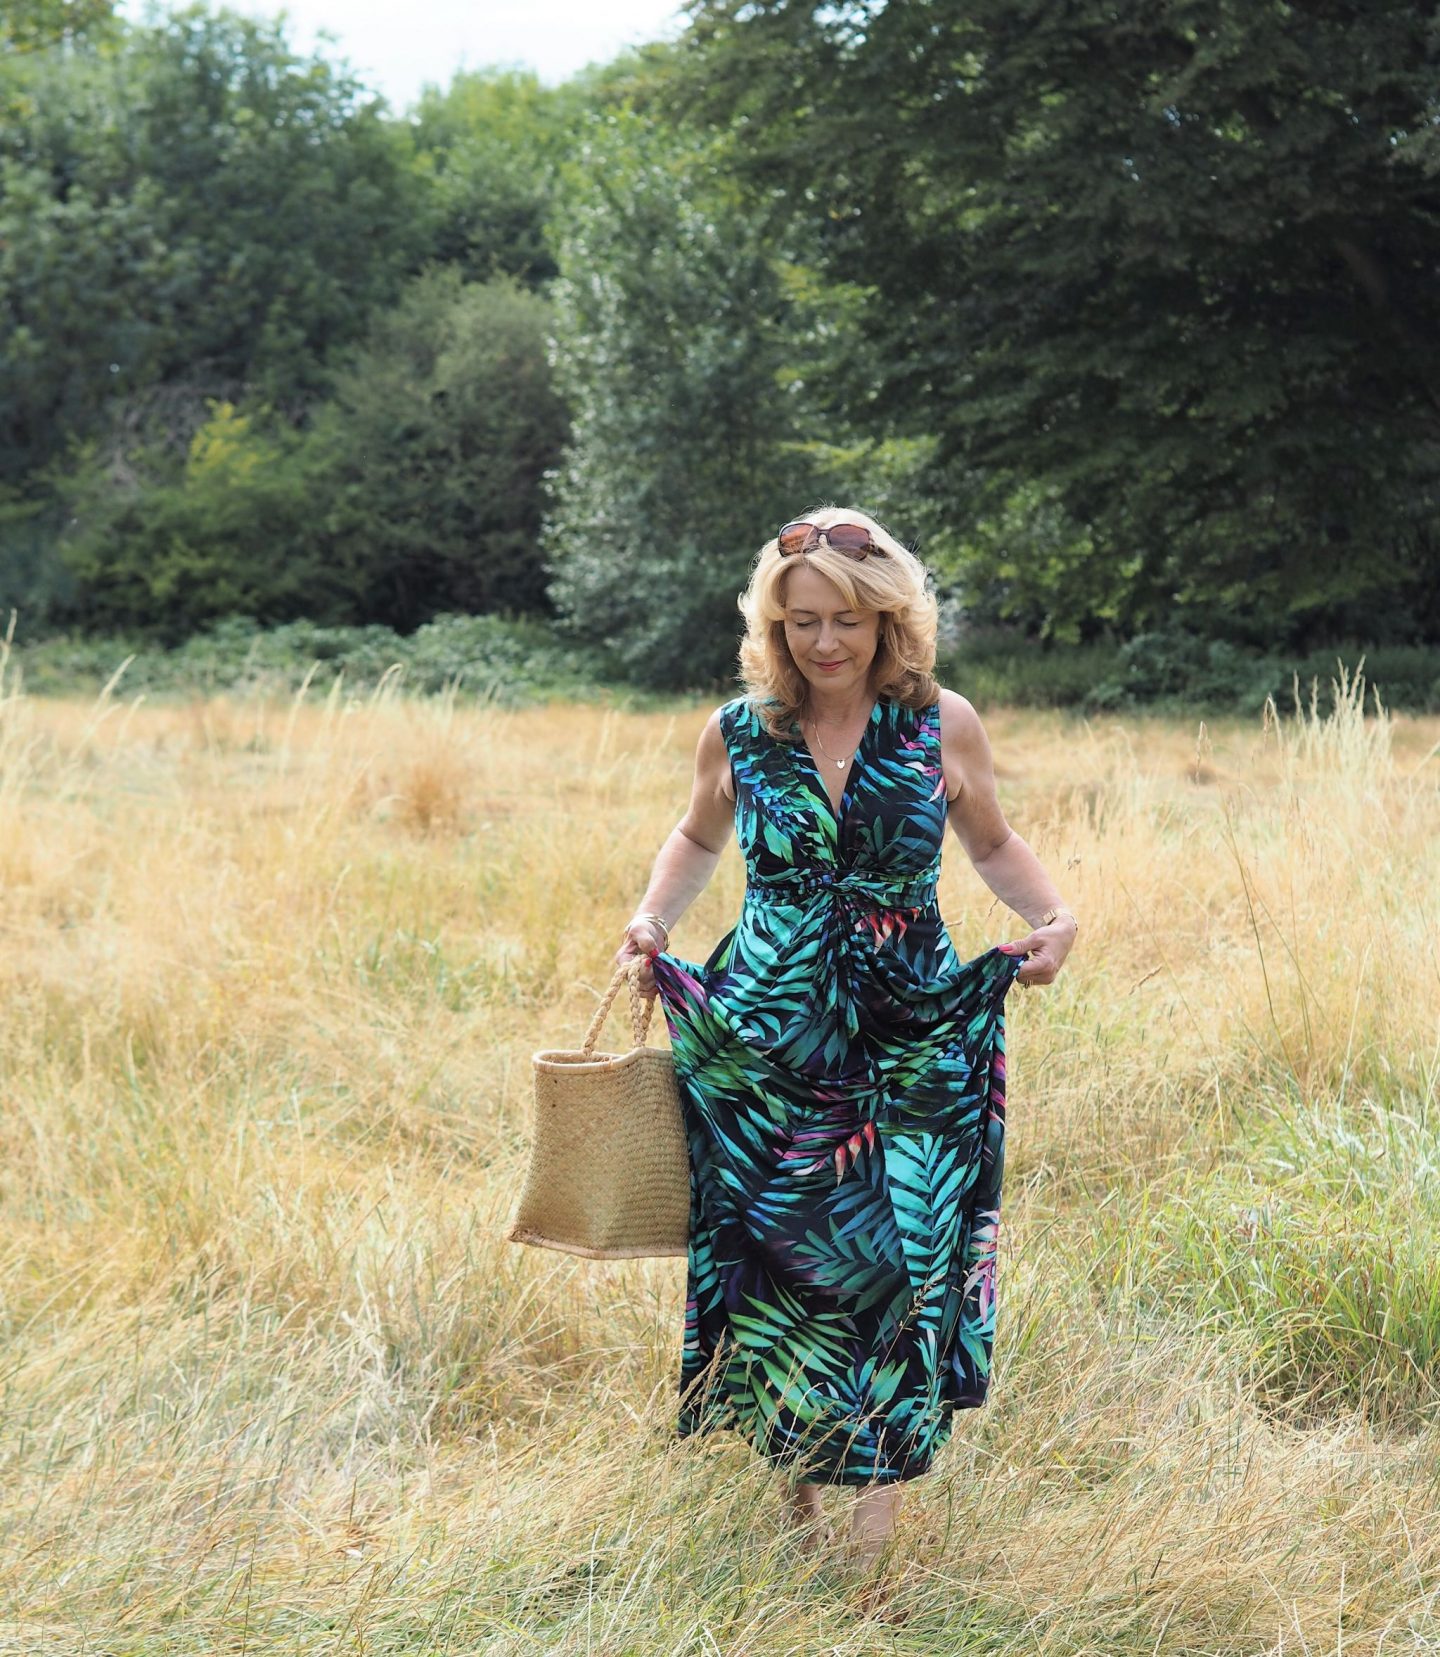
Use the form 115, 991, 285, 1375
937, 685, 986, 743
674, 702, 739, 854
935, 684, 1010, 857
696, 702, 735, 801
936, 685, 996, 803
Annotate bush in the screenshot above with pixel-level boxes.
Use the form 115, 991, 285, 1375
1086, 631, 1440, 716
933, 627, 1440, 716
55, 402, 320, 640
302, 268, 568, 629
1270, 645, 1440, 716
50, 272, 568, 639
1089, 629, 1281, 713
7, 613, 609, 705
936, 629, 1125, 710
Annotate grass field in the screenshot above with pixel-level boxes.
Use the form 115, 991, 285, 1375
0, 654, 1437, 1654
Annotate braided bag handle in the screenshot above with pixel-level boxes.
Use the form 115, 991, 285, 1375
580, 958, 657, 1057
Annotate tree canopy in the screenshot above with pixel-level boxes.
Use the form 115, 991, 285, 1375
2, 0, 1437, 680
671, 0, 1440, 646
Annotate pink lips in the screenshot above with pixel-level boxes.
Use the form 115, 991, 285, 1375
815, 662, 845, 672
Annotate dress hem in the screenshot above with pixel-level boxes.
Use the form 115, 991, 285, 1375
673, 1411, 979, 1486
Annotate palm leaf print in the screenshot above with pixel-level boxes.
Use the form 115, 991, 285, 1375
650, 693, 1024, 1483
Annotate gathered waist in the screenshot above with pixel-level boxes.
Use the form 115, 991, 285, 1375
744, 868, 940, 910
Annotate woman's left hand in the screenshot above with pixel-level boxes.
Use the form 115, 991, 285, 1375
1000, 918, 1077, 989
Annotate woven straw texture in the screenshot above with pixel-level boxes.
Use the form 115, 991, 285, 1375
509, 959, 690, 1259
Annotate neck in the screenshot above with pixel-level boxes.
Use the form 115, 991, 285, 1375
803, 681, 877, 725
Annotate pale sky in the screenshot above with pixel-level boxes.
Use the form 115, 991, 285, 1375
119, 0, 689, 109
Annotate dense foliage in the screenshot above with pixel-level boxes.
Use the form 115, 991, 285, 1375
6, 611, 609, 703
52, 271, 565, 637
0, 8, 419, 482
543, 112, 832, 685
2, 0, 1437, 695
673, 0, 1440, 648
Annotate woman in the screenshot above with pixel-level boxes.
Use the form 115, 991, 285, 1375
615, 506, 1077, 1567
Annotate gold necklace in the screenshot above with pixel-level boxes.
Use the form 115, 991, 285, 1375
805, 704, 872, 769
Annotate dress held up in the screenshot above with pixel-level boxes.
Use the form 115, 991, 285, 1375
650, 693, 1024, 1485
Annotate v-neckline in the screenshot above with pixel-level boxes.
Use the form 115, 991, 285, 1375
791, 697, 884, 836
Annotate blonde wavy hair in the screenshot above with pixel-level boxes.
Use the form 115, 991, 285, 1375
737, 504, 940, 741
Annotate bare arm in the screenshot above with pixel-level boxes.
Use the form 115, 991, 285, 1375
617, 707, 736, 988
939, 687, 1077, 984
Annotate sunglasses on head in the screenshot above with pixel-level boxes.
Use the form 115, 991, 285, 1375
777, 520, 883, 559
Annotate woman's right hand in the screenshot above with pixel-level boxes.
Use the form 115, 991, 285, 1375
615, 919, 665, 998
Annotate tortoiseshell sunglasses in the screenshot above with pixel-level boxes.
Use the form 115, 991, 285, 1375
776, 520, 882, 559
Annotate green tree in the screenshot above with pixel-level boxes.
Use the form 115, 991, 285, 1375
53, 401, 319, 638
52, 272, 568, 635
0, 0, 116, 51
0, 5, 422, 484
675, 0, 1440, 645
408, 69, 581, 286
304, 268, 569, 628
543, 111, 825, 688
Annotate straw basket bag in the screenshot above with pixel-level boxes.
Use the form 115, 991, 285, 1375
508, 958, 690, 1259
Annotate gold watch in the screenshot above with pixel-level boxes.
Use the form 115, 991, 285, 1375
1040, 905, 1078, 932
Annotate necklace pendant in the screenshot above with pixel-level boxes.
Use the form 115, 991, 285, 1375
835, 757, 847, 768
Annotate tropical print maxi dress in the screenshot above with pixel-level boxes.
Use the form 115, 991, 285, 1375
649, 691, 1025, 1486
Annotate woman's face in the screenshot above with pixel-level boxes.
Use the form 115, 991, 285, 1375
781, 561, 881, 696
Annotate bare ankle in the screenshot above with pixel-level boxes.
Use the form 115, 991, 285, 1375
784, 1478, 824, 1519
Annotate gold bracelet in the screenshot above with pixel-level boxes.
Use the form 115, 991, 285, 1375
625, 911, 670, 948
1040, 905, 1078, 932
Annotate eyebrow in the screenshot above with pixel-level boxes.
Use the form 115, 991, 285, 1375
787, 607, 858, 618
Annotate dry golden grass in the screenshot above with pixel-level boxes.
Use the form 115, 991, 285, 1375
0, 655, 1436, 1653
